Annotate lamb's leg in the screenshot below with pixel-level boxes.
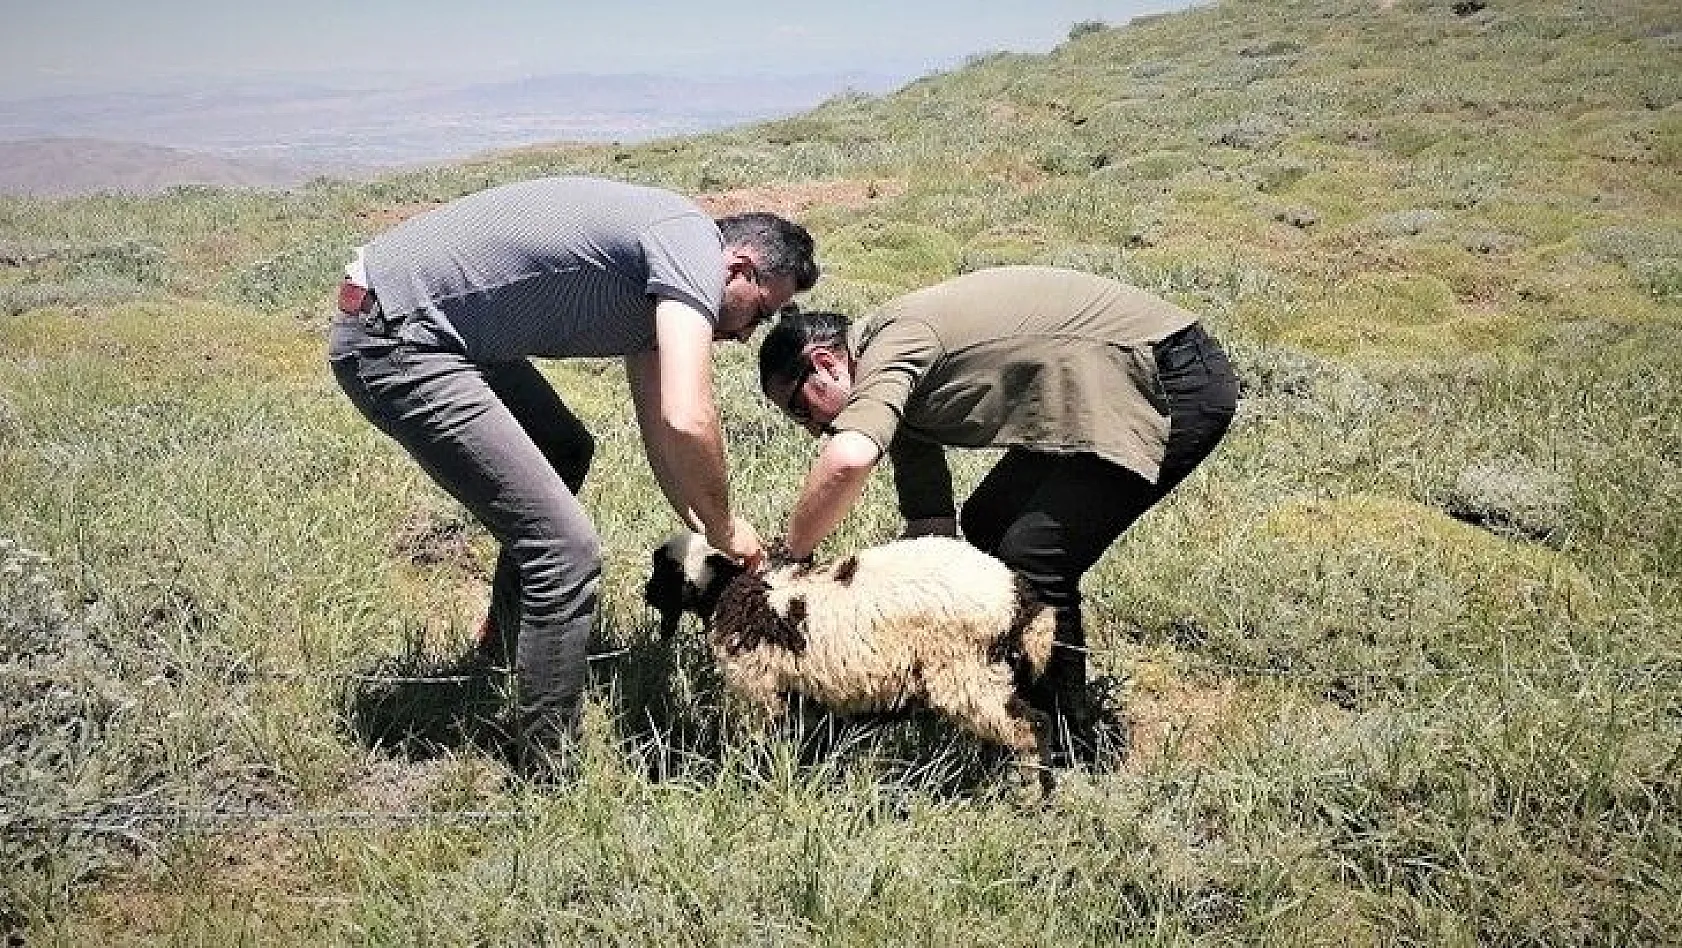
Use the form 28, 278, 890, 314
723, 668, 788, 727
926, 665, 1055, 798
1003, 695, 1055, 799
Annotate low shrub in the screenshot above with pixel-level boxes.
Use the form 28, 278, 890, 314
0, 276, 147, 317
1364, 208, 1449, 238
1631, 257, 1682, 302
1580, 224, 1682, 267
1205, 114, 1287, 151
1242, 158, 1312, 193
1460, 230, 1528, 255
228, 231, 358, 309
62, 238, 168, 286
1113, 151, 1199, 182
1270, 204, 1320, 229
1441, 455, 1575, 545
1067, 20, 1108, 40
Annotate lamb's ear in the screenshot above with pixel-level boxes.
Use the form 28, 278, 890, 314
644, 547, 688, 638
703, 552, 745, 592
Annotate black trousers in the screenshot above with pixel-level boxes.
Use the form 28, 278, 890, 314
959, 324, 1239, 691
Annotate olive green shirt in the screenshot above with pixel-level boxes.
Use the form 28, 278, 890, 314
831, 266, 1199, 519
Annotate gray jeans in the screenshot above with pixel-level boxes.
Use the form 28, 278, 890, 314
327, 315, 598, 748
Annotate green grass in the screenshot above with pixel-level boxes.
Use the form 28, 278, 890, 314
3, 0, 1681, 943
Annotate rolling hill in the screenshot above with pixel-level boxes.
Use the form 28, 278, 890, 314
0, 138, 355, 197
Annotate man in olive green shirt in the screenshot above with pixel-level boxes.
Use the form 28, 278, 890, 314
758, 266, 1239, 756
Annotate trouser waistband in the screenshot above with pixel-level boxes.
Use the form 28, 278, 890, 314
336, 279, 406, 336
1153, 322, 1210, 358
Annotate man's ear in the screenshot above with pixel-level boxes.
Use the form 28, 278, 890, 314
724, 249, 756, 279
811, 345, 849, 385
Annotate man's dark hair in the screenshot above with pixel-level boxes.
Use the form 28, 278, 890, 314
758, 309, 850, 393
716, 212, 820, 291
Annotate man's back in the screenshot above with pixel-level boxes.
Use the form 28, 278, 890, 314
364, 176, 727, 360
868, 266, 1196, 351
839, 266, 1201, 480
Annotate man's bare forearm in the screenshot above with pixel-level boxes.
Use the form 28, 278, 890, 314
785, 430, 882, 559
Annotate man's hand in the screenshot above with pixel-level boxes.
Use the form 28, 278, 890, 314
707, 515, 765, 572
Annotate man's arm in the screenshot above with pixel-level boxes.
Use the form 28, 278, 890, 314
784, 316, 948, 558
784, 430, 883, 561
887, 433, 956, 538
625, 347, 702, 532
626, 298, 761, 562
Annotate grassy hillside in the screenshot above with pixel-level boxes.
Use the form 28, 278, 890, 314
2, 0, 1679, 943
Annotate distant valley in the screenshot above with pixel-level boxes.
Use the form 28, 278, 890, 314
0, 70, 904, 196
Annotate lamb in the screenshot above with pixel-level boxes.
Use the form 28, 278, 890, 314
643, 531, 1060, 794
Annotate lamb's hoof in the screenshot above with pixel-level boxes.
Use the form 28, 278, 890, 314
1003, 764, 1055, 808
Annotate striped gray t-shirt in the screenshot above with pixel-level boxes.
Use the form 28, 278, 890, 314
363, 177, 726, 361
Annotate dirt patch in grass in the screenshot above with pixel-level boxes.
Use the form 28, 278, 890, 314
356, 202, 446, 231
1120, 670, 1245, 771
348, 755, 506, 812
693, 178, 907, 218
391, 506, 488, 580
74, 834, 327, 945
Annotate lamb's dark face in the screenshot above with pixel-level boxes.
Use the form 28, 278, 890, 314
644, 532, 744, 638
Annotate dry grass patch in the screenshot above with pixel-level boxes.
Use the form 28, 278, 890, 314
72, 834, 330, 947
345, 755, 506, 813
0, 300, 327, 383
354, 201, 446, 232
692, 178, 907, 218
1260, 495, 1601, 623
1120, 664, 1248, 772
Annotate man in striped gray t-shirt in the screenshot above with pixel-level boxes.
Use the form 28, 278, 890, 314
328, 176, 818, 774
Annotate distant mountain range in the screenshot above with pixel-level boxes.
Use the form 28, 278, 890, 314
0, 138, 360, 197
0, 70, 905, 196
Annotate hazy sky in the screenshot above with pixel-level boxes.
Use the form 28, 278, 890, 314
1, 0, 1192, 97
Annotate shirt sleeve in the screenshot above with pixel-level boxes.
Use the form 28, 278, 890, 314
888, 432, 956, 520
830, 317, 944, 451
640, 213, 726, 322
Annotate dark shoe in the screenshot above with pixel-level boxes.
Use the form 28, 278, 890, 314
1042, 693, 1098, 769
511, 736, 581, 786
494, 696, 583, 785
471, 712, 581, 786
1042, 676, 1128, 772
